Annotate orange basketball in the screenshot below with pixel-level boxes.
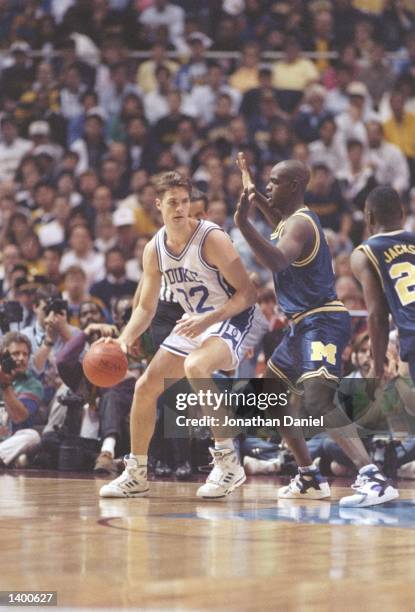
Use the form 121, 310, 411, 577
82, 342, 128, 388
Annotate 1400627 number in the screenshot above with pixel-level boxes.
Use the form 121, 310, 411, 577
176, 285, 214, 313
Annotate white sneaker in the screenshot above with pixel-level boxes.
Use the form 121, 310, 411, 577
278, 470, 331, 499
339, 465, 399, 507
99, 455, 149, 498
196, 448, 246, 499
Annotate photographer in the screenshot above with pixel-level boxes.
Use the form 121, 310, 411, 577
55, 298, 138, 474
22, 285, 80, 403
0, 332, 42, 467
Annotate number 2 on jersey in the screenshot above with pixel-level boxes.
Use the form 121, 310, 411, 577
389, 262, 415, 306
176, 286, 214, 313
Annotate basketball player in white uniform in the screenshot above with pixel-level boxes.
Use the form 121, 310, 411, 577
100, 172, 257, 499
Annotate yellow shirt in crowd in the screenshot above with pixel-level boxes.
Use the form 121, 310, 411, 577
272, 58, 319, 91
383, 112, 415, 159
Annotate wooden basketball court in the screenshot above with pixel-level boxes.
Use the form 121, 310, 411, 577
1, 472, 414, 611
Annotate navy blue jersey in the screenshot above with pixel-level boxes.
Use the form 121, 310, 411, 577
358, 230, 415, 357
271, 207, 340, 318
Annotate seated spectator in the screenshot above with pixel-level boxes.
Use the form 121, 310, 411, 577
18, 231, 46, 278
100, 157, 129, 200
294, 84, 332, 143
94, 212, 118, 255
0, 331, 43, 468
136, 42, 179, 94
335, 81, 372, 147
0, 115, 32, 182
153, 89, 196, 148
112, 208, 139, 260
305, 163, 352, 248
309, 116, 347, 174
61, 266, 90, 327
43, 246, 63, 290
357, 41, 395, 110
171, 118, 201, 167
325, 62, 355, 116
229, 41, 261, 94
175, 32, 211, 92
383, 89, 415, 182
272, 37, 319, 113
71, 107, 108, 175
139, 0, 186, 52
240, 67, 280, 121
126, 235, 149, 283
190, 62, 241, 125
90, 247, 137, 310
60, 225, 105, 288
261, 121, 293, 165
365, 119, 410, 195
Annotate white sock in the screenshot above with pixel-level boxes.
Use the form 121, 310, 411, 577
299, 464, 318, 473
130, 453, 148, 467
101, 436, 116, 457
215, 438, 235, 451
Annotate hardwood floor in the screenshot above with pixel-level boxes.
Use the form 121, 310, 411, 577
0, 472, 414, 611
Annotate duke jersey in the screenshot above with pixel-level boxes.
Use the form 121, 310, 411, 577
357, 230, 415, 359
271, 207, 340, 319
155, 219, 235, 314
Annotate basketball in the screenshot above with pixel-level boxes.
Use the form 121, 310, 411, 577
82, 341, 128, 388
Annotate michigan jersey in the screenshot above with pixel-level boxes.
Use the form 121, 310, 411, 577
358, 230, 415, 358
155, 220, 235, 313
271, 207, 342, 319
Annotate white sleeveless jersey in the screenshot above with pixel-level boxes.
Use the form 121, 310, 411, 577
154, 220, 234, 314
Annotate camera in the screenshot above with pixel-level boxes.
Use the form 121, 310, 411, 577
44, 298, 68, 316
0, 301, 23, 334
0, 350, 17, 374
57, 390, 85, 436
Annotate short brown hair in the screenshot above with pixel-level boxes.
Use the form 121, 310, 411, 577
2, 331, 32, 355
154, 171, 192, 198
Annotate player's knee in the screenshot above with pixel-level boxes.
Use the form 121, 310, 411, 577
134, 371, 160, 397
302, 378, 336, 416
184, 353, 207, 379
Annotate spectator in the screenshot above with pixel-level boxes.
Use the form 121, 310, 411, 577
43, 246, 63, 289
112, 207, 138, 260
0, 116, 32, 182
309, 116, 347, 174
325, 62, 355, 116
190, 62, 241, 125
175, 32, 211, 92
357, 41, 396, 110
335, 81, 373, 147
365, 119, 410, 194
272, 37, 319, 112
139, 0, 186, 53
61, 266, 90, 327
136, 42, 179, 94
90, 247, 137, 309
60, 225, 105, 287
0, 332, 42, 468
294, 84, 332, 143
1, 41, 35, 101
383, 89, 415, 182
229, 41, 261, 94
71, 107, 108, 174
126, 235, 149, 283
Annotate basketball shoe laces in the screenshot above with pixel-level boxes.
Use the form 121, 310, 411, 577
350, 471, 384, 491
207, 449, 236, 486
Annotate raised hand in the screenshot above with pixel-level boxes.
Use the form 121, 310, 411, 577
236, 151, 255, 191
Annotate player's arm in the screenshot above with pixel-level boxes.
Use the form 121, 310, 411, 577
350, 248, 390, 379
234, 190, 315, 272
117, 241, 161, 351
132, 276, 144, 309
173, 230, 257, 337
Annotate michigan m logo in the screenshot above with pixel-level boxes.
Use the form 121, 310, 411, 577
310, 341, 337, 365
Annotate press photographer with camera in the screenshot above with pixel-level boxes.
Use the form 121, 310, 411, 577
54, 297, 140, 474
0, 332, 42, 467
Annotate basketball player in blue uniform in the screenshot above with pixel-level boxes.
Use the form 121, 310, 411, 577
352, 185, 415, 383
235, 155, 398, 507
100, 172, 257, 499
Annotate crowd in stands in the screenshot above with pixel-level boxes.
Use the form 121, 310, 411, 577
1, 0, 415, 479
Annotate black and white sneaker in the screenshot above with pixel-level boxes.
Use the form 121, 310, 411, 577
196, 448, 246, 499
99, 455, 149, 498
339, 464, 399, 507
278, 469, 331, 499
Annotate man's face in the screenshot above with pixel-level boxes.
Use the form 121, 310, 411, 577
355, 339, 372, 377
6, 341, 30, 374
266, 164, 297, 214
189, 199, 207, 220
106, 252, 125, 278
367, 123, 382, 148
79, 303, 104, 329
156, 187, 190, 227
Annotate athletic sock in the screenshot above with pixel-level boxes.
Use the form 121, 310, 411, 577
214, 438, 235, 451
299, 464, 318, 474
101, 436, 116, 457
130, 453, 148, 468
